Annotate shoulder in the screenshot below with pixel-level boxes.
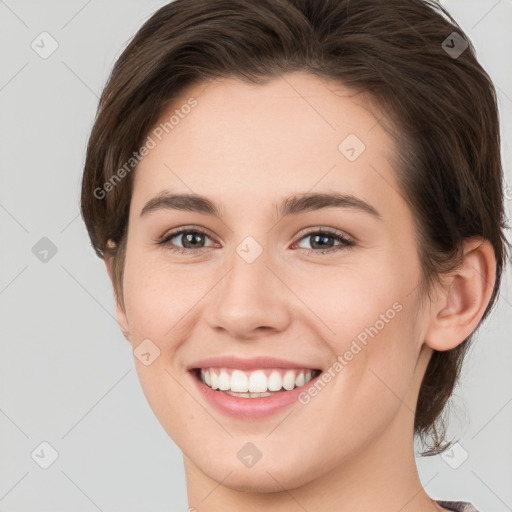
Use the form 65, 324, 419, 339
436, 500, 480, 512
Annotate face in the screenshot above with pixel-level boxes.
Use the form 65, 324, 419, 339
113, 72, 434, 492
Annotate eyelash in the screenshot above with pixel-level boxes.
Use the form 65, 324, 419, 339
155, 225, 356, 256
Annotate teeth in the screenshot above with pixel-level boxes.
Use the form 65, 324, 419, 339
199, 367, 317, 394
218, 370, 231, 391
268, 370, 282, 391
282, 370, 296, 390
210, 370, 219, 390
248, 370, 267, 392
231, 369, 248, 392
224, 390, 273, 398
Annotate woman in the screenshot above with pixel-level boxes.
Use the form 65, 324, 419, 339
80, 0, 508, 510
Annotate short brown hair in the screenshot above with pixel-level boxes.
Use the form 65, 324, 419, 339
80, 0, 509, 455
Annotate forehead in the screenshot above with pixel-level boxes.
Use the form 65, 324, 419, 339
132, 72, 402, 216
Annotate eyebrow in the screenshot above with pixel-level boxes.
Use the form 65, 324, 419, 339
139, 190, 381, 219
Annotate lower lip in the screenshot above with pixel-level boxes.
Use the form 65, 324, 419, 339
189, 370, 320, 419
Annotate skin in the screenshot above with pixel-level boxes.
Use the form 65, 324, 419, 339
104, 71, 496, 512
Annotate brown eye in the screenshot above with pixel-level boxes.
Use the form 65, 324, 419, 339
294, 229, 355, 255
157, 227, 216, 255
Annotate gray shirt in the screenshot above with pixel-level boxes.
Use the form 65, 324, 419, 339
437, 500, 479, 512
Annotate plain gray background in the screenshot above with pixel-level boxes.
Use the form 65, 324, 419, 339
0, 1, 511, 511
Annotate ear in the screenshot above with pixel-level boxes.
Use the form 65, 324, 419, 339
424, 238, 496, 351
104, 246, 131, 342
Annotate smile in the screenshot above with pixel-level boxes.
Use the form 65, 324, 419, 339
197, 367, 320, 398
187, 356, 323, 418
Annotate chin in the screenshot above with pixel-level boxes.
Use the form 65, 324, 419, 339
191, 449, 319, 494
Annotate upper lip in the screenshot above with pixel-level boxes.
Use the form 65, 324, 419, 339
186, 355, 321, 371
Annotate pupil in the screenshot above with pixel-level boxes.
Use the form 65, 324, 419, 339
184, 233, 203, 248
312, 234, 332, 249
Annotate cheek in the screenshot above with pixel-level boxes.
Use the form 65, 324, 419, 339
122, 249, 204, 342
290, 260, 413, 345
292, 261, 424, 406
121, 249, 211, 414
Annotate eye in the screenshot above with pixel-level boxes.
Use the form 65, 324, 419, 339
155, 226, 355, 256
156, 226, 217, 255
293, 228, 356, 255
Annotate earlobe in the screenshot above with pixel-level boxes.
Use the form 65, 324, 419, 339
424, 238, 496, 352
104, 246, 131, 341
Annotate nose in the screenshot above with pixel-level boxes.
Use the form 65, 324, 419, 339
206, 245, 292, 340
